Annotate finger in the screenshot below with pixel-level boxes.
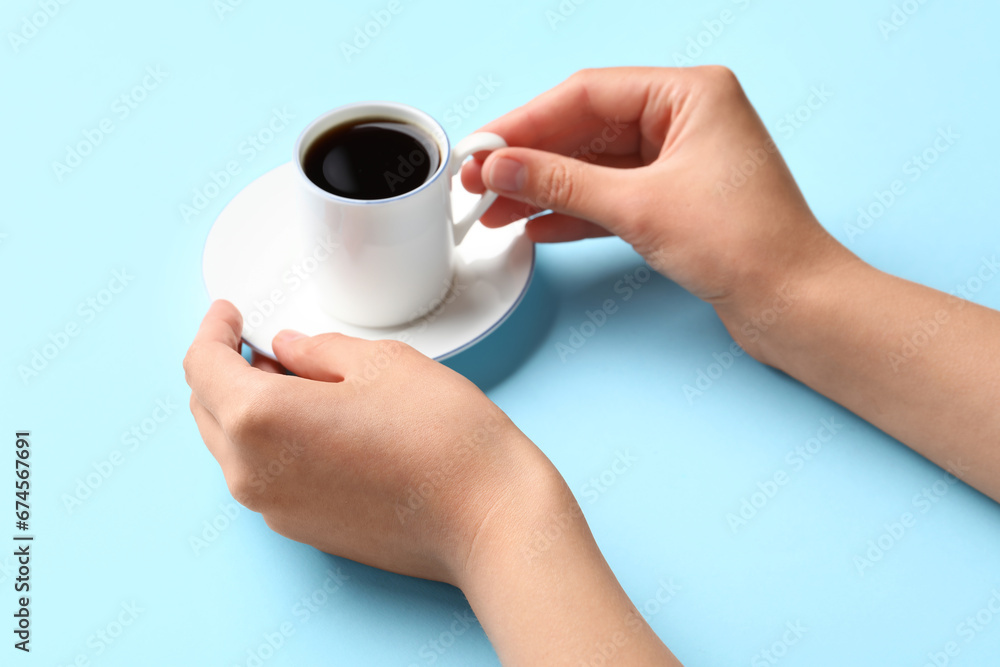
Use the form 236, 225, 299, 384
251, 352, 285, 374
479, 197, 546, 228
525, 214, 614, 243
480, 147, 638, 235
460, 158, 488, 195
183, 300, 262, 421
476, 68, 662, 153
272, 330, 378, 382
189, 393, 232, 467
461, 152, 644, 199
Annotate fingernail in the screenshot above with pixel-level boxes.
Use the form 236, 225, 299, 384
488, 157, 526, 193
275, 329, 307, 344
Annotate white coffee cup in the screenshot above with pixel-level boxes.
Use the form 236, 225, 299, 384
293, 102, 507, 328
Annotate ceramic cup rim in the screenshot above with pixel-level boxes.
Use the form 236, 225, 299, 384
292, 101, 452, 207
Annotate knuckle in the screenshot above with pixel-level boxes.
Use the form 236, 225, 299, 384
375, 339, 410, 360
227, 406, 266, 441
262, 513, 287, 535
230, 306, 244, 333
222, 381, 273, 440
624, 200, 653, 239
698, 65, 742, 93
181, 343, 202, 383
570, 67, 598, 84
309, 332, 349, 357
227, 472, 266, 511
541, 160, 576, 209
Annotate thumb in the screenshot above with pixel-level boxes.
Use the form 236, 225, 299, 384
482, 147, 631, 232
272, 330, 374, 382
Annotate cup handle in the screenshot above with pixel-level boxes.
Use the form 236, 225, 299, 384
448, 132, 507, 245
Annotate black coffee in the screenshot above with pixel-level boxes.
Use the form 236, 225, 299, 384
302, 119, 439, 200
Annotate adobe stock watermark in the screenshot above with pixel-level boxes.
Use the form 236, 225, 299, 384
340, 0, 404, 63
886, 252, 999, 372
569, 116, 628, 163
634, 577, 682, 624
544, 0, 587, 31
716, 81, 834, 197
407, 610, 480, 666
233, 568, 350, 667
736, 285, 797, 343
950, 251, 1000, 304
682, 285, 796, 404
312, 279, 469, 394
249, 441, 308, 494
394, 414, 503, 524
682, 340, 747, 404
580, 578, 682, 667
878, 0, 932, 41
578, 449, 638, 504
555, 263, 653, 363
7, 0, 73, 54
57, 601, 145, 667
190, 439, 307, 555
17, 268, 135, 385
392, 278, 469, 346
242, 233, 340, 337
214, 0, 250, 21
383, 148, 436, 195
291, 567, 351, 624
775, 85, 833, 141
61, 397, 178, 514
188, 502, 242, 556
671, 0, 755, 66
52, 66, 168, 182
726, 417, 843, 533
885, 309, 951, 373
853, 459, 969, 576
844, 126, 958, 242
921, 587, 1000, 667
442, 75, 502, 130
520, 502, 584, 564
0, 552, 23, 587
715, 137, 779, 199
498, 116, 627, 226
750, 621, 808, 667
179, 107, 294, 224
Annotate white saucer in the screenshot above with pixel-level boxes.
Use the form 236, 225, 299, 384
202, 163, 535, 361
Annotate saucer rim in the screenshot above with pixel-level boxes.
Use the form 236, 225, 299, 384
202, 161, 537, 363
239, 246, 535, 363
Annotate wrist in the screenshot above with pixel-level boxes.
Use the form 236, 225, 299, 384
454, 445, 679, 665
455, 444, 583, 590
714, 225, 865, 366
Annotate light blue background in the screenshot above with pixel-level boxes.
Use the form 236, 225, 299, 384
3, 0, 999, 665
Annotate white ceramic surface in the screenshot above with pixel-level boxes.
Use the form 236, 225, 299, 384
202, 162, 534, 361
293, 102, 507, 327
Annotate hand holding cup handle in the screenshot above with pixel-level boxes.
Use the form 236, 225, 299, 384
449, 132, 507, 245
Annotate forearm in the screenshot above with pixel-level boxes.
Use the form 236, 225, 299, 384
458, 463, 681, 666
727, 255, 1000, 500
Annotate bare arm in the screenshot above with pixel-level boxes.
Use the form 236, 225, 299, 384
462, 473, 682, 666
184, 301, 679, 665
721, 257, 1000, 499
466, 65, 1000, 501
